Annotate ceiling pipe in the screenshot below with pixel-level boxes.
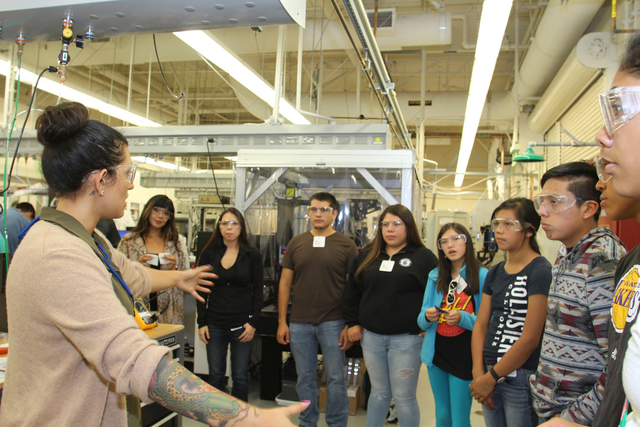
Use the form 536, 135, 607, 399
341, 0, 413, 150
512, 0, 605, 103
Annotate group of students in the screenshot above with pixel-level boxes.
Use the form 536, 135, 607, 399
4, 29, 640, 427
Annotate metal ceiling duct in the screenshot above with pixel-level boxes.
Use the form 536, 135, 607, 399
0, 0, 306, 44
513, 0, 605, 100
341, 0, 412, 150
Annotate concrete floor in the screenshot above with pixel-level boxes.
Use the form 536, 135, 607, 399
181, 364, 487, 427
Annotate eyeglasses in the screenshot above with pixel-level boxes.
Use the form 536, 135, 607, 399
437, 233, 467, 250
220, 220, 241, 228
308, 206, 334, 214
594, 156, 612, 183
599, 86, 640, 135
490, 218, 530, 232
81, 163, 138, 185
152, 206, 172, 219
380, 220, 405, 229
446, 280, 457, 305
533, 194, 589, 214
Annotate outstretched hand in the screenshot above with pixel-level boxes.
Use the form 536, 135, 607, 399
175, 265, 216, 303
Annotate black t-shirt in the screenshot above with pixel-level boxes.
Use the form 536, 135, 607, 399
433, 285, 476, 380
482, 256, 552, 371
593, 245, 640, 427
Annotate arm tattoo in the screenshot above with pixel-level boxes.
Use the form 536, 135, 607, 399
149, 355, 251, 426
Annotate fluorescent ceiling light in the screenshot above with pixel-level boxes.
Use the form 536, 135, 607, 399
454, 0, 513, 187
133, 156, 190, 171
0, 60, 161, 127
174, 30, 311, 125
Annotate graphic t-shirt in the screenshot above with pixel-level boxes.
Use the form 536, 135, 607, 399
593, 245, 640, 427
482, 256, 552, 371
433, 278, 476, 380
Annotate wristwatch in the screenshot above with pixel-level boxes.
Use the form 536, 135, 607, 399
489, 366, 506, 384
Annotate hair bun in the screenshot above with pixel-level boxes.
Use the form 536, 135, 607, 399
36, 102, 90, 147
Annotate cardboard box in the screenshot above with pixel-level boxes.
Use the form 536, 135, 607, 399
318, 358, 367, 415
347, 385, 363, 416
318, 383, 327, 413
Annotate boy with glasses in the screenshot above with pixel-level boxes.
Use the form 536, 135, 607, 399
277, 192, 358, 427
529, 162, 626, 424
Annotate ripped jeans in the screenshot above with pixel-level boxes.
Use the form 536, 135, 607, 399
361, 329, 423, 427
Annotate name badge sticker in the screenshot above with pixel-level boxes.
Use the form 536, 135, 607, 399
313, 236, 326, 248
379, 260, 395, 272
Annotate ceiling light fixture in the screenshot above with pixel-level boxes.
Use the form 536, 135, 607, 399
454, 0, 513, 187
0, 60, 161, 127
132, 156, 190, 171
174, 30, 311, 125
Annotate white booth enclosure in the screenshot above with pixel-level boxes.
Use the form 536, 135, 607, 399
193, 148, 420, 374
235, 148, 420, 288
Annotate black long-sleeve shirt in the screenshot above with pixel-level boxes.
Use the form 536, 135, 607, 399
197, 244, 263, 329
342, 244, 438, 335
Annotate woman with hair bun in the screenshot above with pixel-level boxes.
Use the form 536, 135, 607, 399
0, 102, 308, 426
118, 194, 189, 324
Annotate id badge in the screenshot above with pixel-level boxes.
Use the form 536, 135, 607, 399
313, 236, 326, 248
379, 260, 395, 272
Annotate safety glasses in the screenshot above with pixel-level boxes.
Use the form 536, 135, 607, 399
594, 156, 612, 183
490, 218, 529, 232
533, 194, 588, 214
82, 163, 138, 185
111, 163, 137, 184
599, 86, 640, 135
437, 233, 467, 250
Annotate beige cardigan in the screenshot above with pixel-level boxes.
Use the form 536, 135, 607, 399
0, 219, 170, 426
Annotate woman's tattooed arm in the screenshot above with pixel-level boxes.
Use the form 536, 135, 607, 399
148, 355, 251, 427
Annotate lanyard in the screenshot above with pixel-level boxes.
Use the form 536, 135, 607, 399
95, 241, 133, 299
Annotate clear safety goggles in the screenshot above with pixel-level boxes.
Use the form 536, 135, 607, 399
111, 163, 138, 184
594, 156, 612, 183
599, 86, 640, 135
533, 194, 588, 214
437, 233, 467, 250
490, 218, 529, 232
82, 163, 138, 185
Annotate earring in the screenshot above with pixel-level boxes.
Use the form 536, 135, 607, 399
101, 191, 105, 196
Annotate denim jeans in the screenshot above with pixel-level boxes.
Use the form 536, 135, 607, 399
427, 364, 473, 427
361, 329, 423, 427
205, 324, 253, 402
289, 320, 348, 427
482, 368, 538, 427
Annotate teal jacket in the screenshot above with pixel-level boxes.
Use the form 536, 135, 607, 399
417, 264, 487, 367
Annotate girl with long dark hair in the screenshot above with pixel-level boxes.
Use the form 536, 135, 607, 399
418, 222, 488, 427
118, 194, 189, 324
342, 204, 438, 427
470, 198, 552, 427
196, 207, 263, 402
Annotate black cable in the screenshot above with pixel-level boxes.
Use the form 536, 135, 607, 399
0, 66, 58, 197
152, 34, 185, 99
206, 139, 226, 210
148, 290, 172, 317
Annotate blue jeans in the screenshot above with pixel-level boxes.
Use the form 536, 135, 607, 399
482, 368, 538, 427
361, 329, 423, 427
427, 364, 473, 427
205, 324, 253, 402
289, 320, 348, 427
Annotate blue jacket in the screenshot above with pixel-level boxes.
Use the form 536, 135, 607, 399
417, 264, 487, 367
